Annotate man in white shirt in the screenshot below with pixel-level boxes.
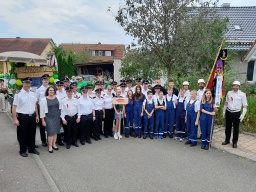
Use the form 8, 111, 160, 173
35, 74, 49, 147
142, 80, 151, 99
12, 77, 40, 157
132, 77, 142, 93
197, 79, 206, 102
120, 82, 127, 98
61, 86, 79, 149
125, 79, 133, 92
111, 81, 118, 96
182, 81, 191, 99
222, 81, 248, 148
71, 82, 81, 99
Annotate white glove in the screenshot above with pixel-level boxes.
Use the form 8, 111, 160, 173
239, 108, 247, 122
223, 106, 227, 118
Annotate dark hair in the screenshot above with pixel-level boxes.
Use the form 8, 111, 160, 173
168, 79, 174, 83
133, 86, 143, 99
45, 86, 56, 96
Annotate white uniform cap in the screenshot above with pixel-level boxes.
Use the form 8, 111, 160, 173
198, 79, 205, 84
232, 81, 241, 86
183, 81, 189, 86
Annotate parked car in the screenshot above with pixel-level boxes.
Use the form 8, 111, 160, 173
80, 75, 96, 84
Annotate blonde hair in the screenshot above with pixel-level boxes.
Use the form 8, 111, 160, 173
201, 89, 213, 104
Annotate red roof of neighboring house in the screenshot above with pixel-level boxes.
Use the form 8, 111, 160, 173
0, 38, 54, 55
242, 40, 256, 61
60, 43, 125, 60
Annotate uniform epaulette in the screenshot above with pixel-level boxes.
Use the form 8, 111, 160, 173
101, 97, 104, 99
92, 96, 96, 99
36, 85, 41, 89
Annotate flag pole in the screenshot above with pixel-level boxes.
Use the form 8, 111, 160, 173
206, 39, 225, 87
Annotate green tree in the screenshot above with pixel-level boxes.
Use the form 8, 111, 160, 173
114, 0, 227, 79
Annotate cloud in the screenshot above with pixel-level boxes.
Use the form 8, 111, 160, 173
0, 0, 133, 45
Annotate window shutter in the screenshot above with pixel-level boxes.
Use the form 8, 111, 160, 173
247, 61, 254, 81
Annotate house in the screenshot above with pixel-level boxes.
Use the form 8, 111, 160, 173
214, 5, 256, 82
60, 43, 125, 82
0, 37, 55, 74
242, 41, 256, 83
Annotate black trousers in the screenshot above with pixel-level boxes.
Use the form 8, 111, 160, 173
80, 114, 93, 142
225, 110, 240, 144
17, 113, 36, 153
104, 108, 114, 136
93, 110, 103, 139
65, 115, 78, 145
38, 107, 47, 143
57, 118, 65, 143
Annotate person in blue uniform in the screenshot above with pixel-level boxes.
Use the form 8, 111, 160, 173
124, 90, 134, 138
133, 86, 145, 138
154, 91, 166, 139
200, 89, 216, 150
185, 90, 200, 147
175, 89, 188, 142
143, 90, 155, 139
164, 87, 178, 138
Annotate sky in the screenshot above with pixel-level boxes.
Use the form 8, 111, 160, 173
0, 0, 256, 46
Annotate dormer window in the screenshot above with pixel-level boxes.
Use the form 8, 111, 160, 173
233, 25, 242, 31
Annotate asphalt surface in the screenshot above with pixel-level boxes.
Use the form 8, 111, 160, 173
1, 112, 256, 192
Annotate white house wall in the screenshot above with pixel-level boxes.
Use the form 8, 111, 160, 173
113, 59, 121, 82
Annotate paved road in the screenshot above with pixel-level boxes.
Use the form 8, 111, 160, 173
1, 112, 256, 192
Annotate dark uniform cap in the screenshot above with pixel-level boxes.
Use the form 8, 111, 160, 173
0, 78, 4, 82
41, 74, 50, 79
120, 79, 126, 83
112, 81, 118, 85
126, 79, 132, 83
65, 86, 73, 92
120, 83, 126, 87
95, 81, 101, 85
143, 80, 149, 84
56, 81, 64, 85
95, 88, 102, 93
154, 85, 161, 89
135, 77, 142, 82
86, 85, 92, 89
71, 82, 78, 86
62, 77, 70, 82
22, 77, 32, 83
80, 86, 88, 91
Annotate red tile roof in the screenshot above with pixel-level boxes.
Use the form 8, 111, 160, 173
0, 38, 54, 55
60, 43, 125, 59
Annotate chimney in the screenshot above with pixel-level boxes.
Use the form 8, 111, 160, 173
221, 3, 231, 7
16, 37, 21, 39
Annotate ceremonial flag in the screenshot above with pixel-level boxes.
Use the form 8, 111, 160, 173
48, 54, 58, 71
206, 43, 227, 107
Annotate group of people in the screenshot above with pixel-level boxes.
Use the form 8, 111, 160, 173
11, 74, 248, 158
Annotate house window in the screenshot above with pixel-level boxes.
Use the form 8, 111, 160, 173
95, 50, 104, 56
234, 25, 242, 31
91, 51, 95, 56
105, 51, 112, 56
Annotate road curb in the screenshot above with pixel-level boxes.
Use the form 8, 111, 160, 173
5, 112, 60, 192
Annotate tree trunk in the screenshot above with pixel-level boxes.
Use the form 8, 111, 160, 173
166, 64, 172, 80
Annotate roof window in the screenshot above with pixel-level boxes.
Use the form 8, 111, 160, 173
234, 25, 242, 31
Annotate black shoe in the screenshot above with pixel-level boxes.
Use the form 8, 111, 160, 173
222, 141, 230, 145
109, 134, 114, 137
86, 140, 92, 144
72, 143, 79, 147
150, 135, 154, 139
93, 137, 98, 141
143, 135, 147, 139
98, 137, 102, 140
130, 132, 133, 137
169, 134, 174, 138
28, 149, 40, 155
52, 146, 59, 150
204, 146, 209, 150
34, 145, 39, 148
163, 135, 166, 138
134, 135, 137, 138
201, 144, 205, 149
125, 134, 129, 138
20, 152, 28, 157
185, 141, 191, 145
80, 141, 85, 145
190, 143, 197, 147
42, 142, 48, 147
138, 134, 142, 138
104, 135, 109, 138
49, 150, 53, 153
57, 141, 64, 146
232, 143, 237, 148
66, 145, 70, 149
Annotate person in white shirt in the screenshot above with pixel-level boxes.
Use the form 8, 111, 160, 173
61, 86, 79, 149
175, 89, 189, 141
142, 80, 151, 99
93, 88, 105, 141
56, 81, 66, 100
12, 77, 40, 157
222, 81, 248, 148
154, 91, 166, 139
0, 78, 8, 112
185, 90, 200, 147
182, 81, 191, 99
71, 82, 81, 99
87, 85, 95, 99
111, 81, 118, 96
35, 74, 50, 147
120, 82, 127, 98
164, 87, 178, 138
143, 90, 155, 139
153, 84, 161, 100
132, 78, 142, 93
197, 79, 206, 102
125, 79, 133, 92
62, 77, 70, 89
103, 85, 114, 138
77, 86, 95, 145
